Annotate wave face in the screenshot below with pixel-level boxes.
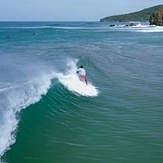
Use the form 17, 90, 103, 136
0, 54, 98, 162
0, 21, 163, 163
57, 60, 98, 96
0, 55, 54, 160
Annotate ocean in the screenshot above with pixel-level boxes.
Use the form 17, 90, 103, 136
0, 21, 163, 163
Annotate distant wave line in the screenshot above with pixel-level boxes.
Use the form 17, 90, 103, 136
109, 24, 163, 32
0, 26, 109, 30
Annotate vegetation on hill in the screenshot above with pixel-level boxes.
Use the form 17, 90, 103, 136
100, 5, 163, 22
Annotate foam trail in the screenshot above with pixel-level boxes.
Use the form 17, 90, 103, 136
0, 72, 56, 163
57, 60, 98, 97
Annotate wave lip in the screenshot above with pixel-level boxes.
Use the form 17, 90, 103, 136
57, 60, 99, 97
58, 73, 98, 97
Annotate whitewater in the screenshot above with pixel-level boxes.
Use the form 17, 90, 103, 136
0, 56, 98, 162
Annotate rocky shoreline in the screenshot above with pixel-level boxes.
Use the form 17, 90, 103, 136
149, 9, 163, 26
100, 5, 163, 26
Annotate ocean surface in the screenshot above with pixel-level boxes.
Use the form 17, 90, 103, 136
0, 21, 163, 163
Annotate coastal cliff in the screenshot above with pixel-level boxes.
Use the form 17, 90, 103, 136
149, 9, 163, 26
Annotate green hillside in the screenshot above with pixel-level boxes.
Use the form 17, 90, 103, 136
100, 5, 163, 22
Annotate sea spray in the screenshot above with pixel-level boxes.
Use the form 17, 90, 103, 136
57, 60, 98, 97
0, 73, 56, 162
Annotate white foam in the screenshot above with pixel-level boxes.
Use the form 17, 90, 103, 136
0, 60, 97, 162
128, 25, 163, 33
0, 109, 17, 160
0, 72, 56, 162
111, 23, 163, 33
137, 26, 163, 32
57, 60, 98, 97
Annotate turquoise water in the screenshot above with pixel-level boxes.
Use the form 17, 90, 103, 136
0, 22, 163, 163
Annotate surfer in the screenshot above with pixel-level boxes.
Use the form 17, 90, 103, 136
76, 65, 88, 85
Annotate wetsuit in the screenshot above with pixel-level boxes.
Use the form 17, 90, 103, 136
76, 68, 87, 84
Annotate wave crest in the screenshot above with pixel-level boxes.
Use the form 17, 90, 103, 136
0, 73, 55, 162
57, 60, 99, 97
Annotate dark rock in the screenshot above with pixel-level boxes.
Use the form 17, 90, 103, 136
129, 23, 136, 26
124, 23, 137, 27
109, 24, 115, 27
149, 9, 163, 26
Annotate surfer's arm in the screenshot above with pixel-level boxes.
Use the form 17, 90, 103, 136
85, 79, 88, 85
